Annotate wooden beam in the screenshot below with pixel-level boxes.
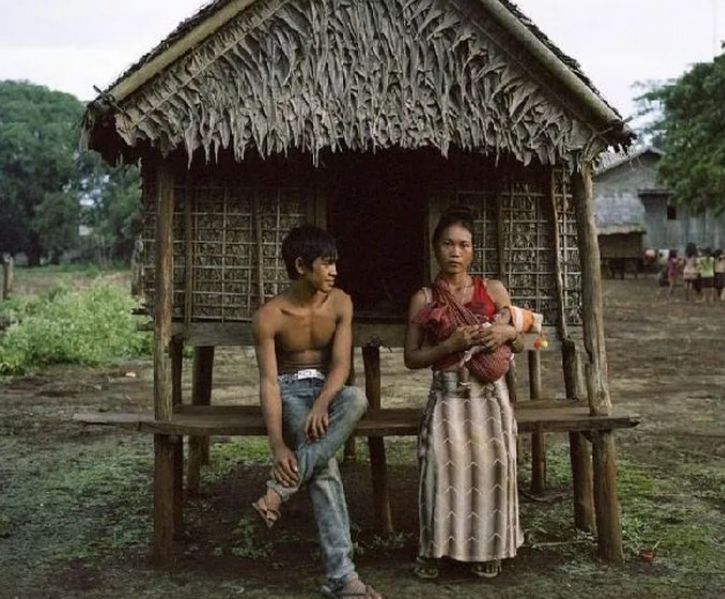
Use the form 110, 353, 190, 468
343, 348, 357, 463
363, 344, 393, 535
592, 431, 624, 564
529, 350, 546, 494
572, 166, 611, 416
154, 160, 175, 421
74, 403, 640, 436
187, 346, 215, 495
152, 157, 182, 563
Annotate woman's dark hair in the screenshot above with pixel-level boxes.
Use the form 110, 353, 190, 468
281, 225, 338, 279
669, 249, 678, 259
432, 205, 475, 246
685, 242, 698, 258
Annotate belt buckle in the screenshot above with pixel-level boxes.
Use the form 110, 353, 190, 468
295, 368, 323, 381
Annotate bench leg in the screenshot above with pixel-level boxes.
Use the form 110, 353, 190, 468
188, 346, 214, 495
362, 344, 393, 534
531, 433, 547, 494
368, 436, 393, 535
343, 349, 357, 464
569, 431, 596, 533
528, 351, 546, 493
153, 434, 183, 564
592, 430, 624, 564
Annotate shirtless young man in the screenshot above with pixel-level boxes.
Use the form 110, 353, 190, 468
251, 225, 382, 599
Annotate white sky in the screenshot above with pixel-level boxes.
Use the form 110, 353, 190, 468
1, 0, 724, 125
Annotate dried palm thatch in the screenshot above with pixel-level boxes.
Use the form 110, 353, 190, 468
84, 0, 627, 169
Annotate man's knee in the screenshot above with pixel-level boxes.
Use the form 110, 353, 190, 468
339, 385, 368, 418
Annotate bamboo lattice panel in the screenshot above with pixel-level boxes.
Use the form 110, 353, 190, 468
455, 190, 499, 281
553, 170, 582, 324
453, 171, 581, 326
142, 183, 309, 321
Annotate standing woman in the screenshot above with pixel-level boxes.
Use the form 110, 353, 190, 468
404, 206, 524, 580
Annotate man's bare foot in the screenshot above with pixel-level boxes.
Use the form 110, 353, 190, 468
251, 488, 282, 528
320, 575, 383, 598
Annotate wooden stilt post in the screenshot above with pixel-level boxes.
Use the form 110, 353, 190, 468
528, 350, 546, 494
170, 338, 184, 532
573, 166, 623, 564
563, 339, 596, 533
362, 343, 393, 535
188, 346, 214, 495
547, 166, 595, 529
343, 348, 357, 463
152, 158, 183, 563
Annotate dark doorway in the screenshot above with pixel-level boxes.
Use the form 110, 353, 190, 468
326, 151, 426, 320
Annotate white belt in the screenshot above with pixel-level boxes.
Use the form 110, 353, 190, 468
278, 368, 326, 382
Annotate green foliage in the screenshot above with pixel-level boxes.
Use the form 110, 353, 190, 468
76, 152, 142, 265
641, 55, 725, 214
0, 282, 151, 374
0, 80, 83, 262
0, 80, 142, 265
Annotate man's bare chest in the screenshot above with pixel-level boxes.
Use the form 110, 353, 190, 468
275, 308, 337, 352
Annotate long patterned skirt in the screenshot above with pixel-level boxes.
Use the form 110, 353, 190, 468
418, 373, 523, 562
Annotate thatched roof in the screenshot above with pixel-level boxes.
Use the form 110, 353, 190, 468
83, 0, 633, 168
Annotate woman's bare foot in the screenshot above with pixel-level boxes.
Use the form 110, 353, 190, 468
251, 488, 282, 528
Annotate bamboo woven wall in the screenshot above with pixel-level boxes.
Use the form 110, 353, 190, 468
141, 154, 581, 327
451, 167, 581, 325
142, 178, 309, 321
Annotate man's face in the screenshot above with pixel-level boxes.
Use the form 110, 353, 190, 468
299, 256, 338, 293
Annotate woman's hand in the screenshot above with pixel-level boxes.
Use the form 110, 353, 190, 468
445, 325, 488, 352
479, 323, 516, 351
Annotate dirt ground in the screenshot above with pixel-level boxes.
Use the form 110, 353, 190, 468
1, 276, 724, 598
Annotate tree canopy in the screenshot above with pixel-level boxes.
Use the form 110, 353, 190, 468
0, 80, 141, 265
642, 54, 725, 215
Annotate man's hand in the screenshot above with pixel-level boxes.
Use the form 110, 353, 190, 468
271, 443, 299, 488
304, 401, 330, 442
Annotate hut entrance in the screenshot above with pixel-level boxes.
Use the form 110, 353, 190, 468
327, 151, 426, 320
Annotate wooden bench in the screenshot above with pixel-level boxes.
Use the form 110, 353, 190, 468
73, 326, 640, 563
74, 399, 638, 544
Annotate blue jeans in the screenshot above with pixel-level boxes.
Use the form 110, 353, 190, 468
269, 378, 368, 588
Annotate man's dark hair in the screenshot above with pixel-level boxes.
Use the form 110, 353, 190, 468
281, 225, 338, 279
432, 205, 475, 246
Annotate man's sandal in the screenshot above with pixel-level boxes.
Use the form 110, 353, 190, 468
251, 497, 280, 529
412, 556, 439, 580
320, 577, 383, 598
471, 560, 501, 578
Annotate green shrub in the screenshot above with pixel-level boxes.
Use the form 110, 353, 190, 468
0, 283, 151, 374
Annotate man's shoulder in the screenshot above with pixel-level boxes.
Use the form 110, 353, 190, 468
329, 287, 352, 306
252, 296, 286, 330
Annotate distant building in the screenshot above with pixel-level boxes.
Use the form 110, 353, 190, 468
594, 147, 725, 267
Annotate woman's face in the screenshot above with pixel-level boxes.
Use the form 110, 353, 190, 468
434, 223, 474, 275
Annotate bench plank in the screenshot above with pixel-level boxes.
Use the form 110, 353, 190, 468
74, 402, 639, 437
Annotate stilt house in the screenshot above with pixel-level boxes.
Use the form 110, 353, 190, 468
79, 0, 638, 565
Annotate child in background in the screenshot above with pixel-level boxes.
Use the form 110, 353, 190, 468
665, 249, 682, 299
697, 247, 716, 302
714, 249, 725, 301
682, 242, 699, 302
